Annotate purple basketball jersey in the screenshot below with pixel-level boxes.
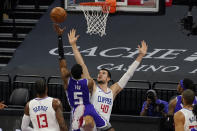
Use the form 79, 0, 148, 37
67, 77, 90, 108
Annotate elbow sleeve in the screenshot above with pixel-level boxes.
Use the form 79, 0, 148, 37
117, 61, 140, 88
21, 115, 33, 131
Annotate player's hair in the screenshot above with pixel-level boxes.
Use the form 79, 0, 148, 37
35, 79, 47, 95
183, 78, 195, 91
100, 68, 111, 79
193, 104, 197, 120
182, 89, 195, 105
71, 64, 83, 79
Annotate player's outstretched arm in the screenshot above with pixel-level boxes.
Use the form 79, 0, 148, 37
59, 59, 70, 90
21, 102, 33, 131
53, 24, 70, 90
68, 29, 91, 80
174, 111, 184, 131
53, 99, 68, 131
110, 40, 148, 99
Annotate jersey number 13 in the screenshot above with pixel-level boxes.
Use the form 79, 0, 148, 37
36, 114, 48, 128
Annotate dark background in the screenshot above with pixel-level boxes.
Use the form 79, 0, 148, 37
1, 0, 197, 82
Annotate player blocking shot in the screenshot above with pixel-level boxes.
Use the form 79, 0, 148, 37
21, 80, 68, 131
65, 28, 147, 131
53, 24, 115, 131
63, 28, 148, 131
68, 27, 148, 124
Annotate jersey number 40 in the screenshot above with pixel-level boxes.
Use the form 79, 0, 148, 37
101, 104, 109, 113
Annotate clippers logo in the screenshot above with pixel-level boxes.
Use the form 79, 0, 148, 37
98, 96, 112, 105
189, 116, 197, 123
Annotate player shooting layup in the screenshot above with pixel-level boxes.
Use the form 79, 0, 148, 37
54, 24, 115, 131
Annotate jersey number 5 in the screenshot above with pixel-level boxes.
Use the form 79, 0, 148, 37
74, 92, 83, 105
36, 114, 48, 128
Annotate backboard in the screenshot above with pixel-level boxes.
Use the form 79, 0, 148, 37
64, 0, 166, 14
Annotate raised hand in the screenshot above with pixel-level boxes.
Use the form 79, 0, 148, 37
68, 29, 80, 46
138, 40, 148, 56
53, 23, 66, 36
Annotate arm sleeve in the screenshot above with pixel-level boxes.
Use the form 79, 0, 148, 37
58, 35, 65, 60
117, 60, 140, 88
21, 114, 33, 131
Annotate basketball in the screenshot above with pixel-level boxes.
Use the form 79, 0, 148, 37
50, 7, 67, 23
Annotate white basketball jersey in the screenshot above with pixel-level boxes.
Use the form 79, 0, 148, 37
180, 108, 197, 131
90, 86, 113, 122
29, 97, 60, 131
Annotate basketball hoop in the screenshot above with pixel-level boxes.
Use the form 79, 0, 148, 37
80, 0, 116, 37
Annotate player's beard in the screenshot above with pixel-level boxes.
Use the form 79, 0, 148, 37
97, 80, 105, 84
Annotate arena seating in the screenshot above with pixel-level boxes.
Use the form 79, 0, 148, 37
152, 81, 178, 102
12, 75, 46, 100
47, 76, 71, 112
112, 80, 151, 115
0, 74, 11, 104
0, 74, 185, 115
8, 88, 29, 108
0, 0, 55, 67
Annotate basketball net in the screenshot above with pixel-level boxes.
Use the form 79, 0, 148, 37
80, 0, 116, 37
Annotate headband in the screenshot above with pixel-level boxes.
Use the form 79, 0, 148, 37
180, 80, 186, 90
